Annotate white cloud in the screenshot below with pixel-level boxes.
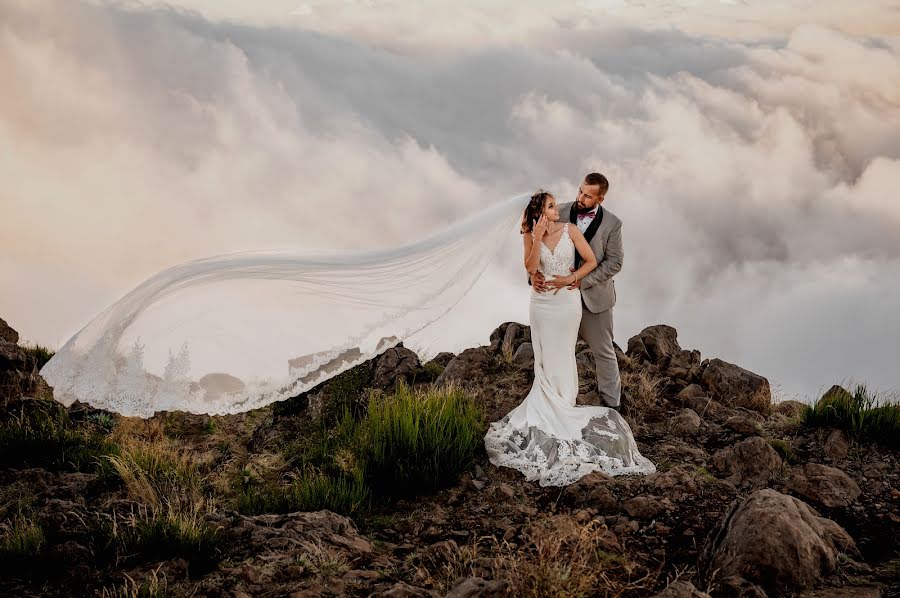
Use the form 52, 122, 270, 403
2, 0, 899, 401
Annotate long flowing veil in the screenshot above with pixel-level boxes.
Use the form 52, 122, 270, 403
40, 194, 531, 417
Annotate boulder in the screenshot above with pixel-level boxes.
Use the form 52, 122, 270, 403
699, 489, 859, 594
489, 322, 530, 359
712, 436, 782, 488
373, 345, 420, 389
435, 347, 492, 387
626, 325, 682, 364
0, 316, 19, 344
0, 321, 54, 407
786, 463, 861, 508
701, 359, 771, 413
512, 343, 534, 370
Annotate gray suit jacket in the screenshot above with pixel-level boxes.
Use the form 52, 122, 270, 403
559, 201, 623, 313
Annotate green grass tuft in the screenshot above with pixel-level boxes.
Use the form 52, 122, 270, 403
0, 399, 120, 473
359, 381, 485, 496
0, 513, 45, 559
803, 384, 900, 448
767, 438, 798, 464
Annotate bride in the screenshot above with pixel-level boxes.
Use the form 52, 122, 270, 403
484, 190, 655, 487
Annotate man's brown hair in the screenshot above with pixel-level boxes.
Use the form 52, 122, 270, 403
584, 172, 609, 195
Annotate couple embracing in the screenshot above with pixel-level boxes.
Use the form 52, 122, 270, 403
484, 173, 656, 487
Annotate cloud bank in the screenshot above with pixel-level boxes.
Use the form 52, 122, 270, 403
2, 0, 899, 401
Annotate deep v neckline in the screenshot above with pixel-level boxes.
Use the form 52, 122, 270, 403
541, 224, 569, 255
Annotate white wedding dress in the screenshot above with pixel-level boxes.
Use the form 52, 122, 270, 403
484, 223, 656, 487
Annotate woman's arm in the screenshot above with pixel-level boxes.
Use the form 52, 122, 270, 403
523, 215, 549, 275
523, 231, 541, 275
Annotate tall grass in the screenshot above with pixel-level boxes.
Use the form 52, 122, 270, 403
0, 513, 45, 559
99, 505, 220, 569
359, 381, 485, 496
0, 399, 119, 472
803, 384, 900, 448
236, 465, 370, 517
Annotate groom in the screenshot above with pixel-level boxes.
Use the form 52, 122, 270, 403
531, 172, 623, 408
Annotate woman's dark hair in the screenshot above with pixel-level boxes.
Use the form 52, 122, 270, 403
521, 190, 554, 234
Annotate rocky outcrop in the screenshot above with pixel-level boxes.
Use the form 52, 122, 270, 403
700, 359, 771, 413
374, 345, 421, 389
700, 489, 859, 594
435, 347, 492, 387
0, 318, 53, 408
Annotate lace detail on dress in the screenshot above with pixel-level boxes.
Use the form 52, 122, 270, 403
484, 410, 656, 487
537, 223, 576, 279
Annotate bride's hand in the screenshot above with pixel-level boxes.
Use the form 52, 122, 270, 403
533, 215, 549, 238
548, 273, 575, 294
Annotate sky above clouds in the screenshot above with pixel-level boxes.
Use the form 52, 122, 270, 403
3, 0, 900, 402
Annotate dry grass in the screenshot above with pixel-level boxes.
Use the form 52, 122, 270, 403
620, 369, 666, 430
417, 515, 658, 597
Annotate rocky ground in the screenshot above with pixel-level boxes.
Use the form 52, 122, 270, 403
0, 316, 897, 597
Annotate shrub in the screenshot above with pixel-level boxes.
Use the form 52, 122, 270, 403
0, 513, 45, 559
0, 399, 119, 472
359, 381, 484, 496
803, 384, 900, 448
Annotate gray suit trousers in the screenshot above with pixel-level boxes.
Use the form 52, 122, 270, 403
578, 304, 621, 407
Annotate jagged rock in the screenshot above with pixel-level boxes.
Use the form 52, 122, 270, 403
626, 325, 682, 364
786, 463, 861, 508
512, 343, 534, 370
671, 408, 702, 436
724, 415, 762, 436
489, 322, 530, 359
701, 359, 771, 413
0, 334, 54, 406
824, 429, 850, 460
665, 349, 703, 382
374, 345, 421, 388
0, 316, 18, 344
649, 580, 712, 598
699, 489, 859, 594
435, 347, 491, 387
712, 436, 782, 488
446, 576, 509, 598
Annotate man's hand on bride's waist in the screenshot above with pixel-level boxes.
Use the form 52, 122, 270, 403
530, 271, 551, 293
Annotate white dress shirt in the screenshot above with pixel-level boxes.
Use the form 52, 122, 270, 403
575, 208, 598, 233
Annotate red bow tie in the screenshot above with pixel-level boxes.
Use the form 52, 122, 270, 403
577, 210, 596, 220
